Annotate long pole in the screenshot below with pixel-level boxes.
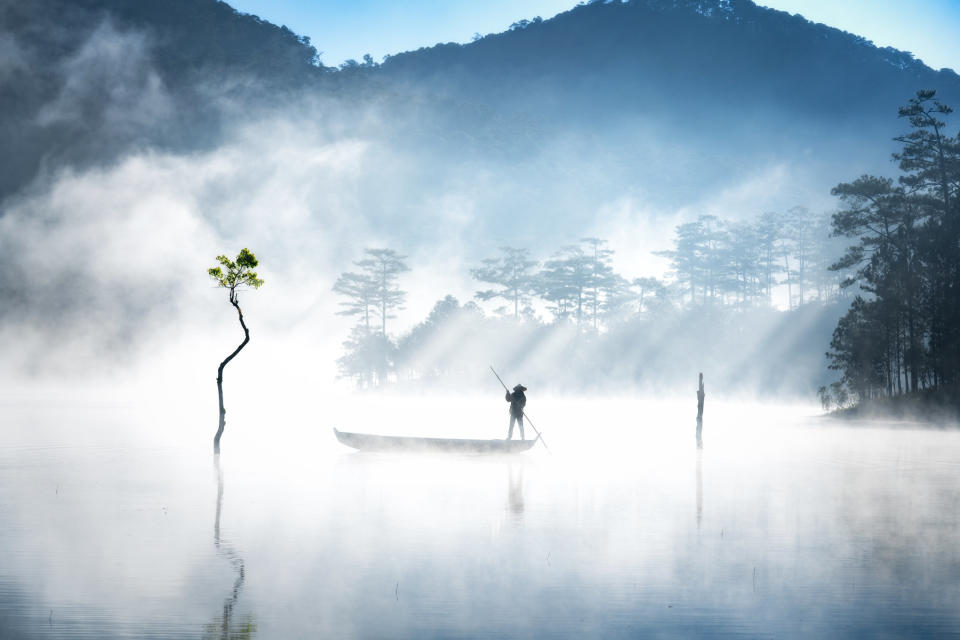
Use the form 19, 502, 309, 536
490, 366, 550, 452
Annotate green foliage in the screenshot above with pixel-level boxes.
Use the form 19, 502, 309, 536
208, 248, 264, 301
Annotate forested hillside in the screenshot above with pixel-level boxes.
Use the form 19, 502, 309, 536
3, 0, 959, 398
383, 0, 960, 118
378, 0, 960, 155
5, 0, 960, 207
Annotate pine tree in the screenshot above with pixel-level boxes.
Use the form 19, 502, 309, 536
470, 247, 538, 319
355, 248, 410, 337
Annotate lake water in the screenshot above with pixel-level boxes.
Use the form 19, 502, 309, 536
2, 396, 959, 639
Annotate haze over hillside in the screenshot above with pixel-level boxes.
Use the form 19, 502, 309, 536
2, 0, 958, 395
4, 0, 959, 209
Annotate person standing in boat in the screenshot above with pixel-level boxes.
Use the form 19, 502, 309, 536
505, 384, 527, 440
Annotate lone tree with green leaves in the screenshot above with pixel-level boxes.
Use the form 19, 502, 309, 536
208, 248, 264, 454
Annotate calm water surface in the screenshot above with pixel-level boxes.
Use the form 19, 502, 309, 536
1, 397, 959, 638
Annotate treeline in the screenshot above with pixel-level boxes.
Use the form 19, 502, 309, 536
656, 209, 847, 310
332, 211, 847, 388
824, 90, 960, 405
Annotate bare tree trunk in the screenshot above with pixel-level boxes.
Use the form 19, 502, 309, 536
696, 372, 705, 420
215, 293, 250, 454
381, 264, 388, 337
593, 286, 598, 331
696, 373, 705, 449
783, 253, 792, 310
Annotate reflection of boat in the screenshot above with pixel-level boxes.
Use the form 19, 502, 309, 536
334, 428, 539, 453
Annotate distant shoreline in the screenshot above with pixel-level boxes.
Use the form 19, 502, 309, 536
829, 385, 960, 426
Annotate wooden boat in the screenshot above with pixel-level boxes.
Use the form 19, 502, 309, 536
333, 428, 539, 453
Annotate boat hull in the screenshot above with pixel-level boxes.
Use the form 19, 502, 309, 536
333, 428, 538, 453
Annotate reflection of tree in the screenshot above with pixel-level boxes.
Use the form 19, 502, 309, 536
696, 449, 703, 531
205, 456, 257, 640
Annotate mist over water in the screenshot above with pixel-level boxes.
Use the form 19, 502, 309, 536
4, 2, 960, 638
0, 8, 874, 398
2, 395, 959, 638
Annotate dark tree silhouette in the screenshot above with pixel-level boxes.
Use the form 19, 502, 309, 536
894, 90, 960, 383
208, 248, 263, 454
826, 90, 960, 400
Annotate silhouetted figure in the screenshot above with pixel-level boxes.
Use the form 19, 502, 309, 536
505, 384, 527, 440
696, 372, 705, 448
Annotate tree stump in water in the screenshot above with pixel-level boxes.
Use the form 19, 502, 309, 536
697, 372, 705, 420
696, 372, 705, 448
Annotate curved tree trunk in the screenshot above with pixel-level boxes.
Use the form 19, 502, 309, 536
214, 294, 250, 454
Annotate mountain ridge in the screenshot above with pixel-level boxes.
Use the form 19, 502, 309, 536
376, 0, 960, 125
3, 0, 959, 207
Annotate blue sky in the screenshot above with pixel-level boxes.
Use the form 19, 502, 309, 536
228, 0, 960, 71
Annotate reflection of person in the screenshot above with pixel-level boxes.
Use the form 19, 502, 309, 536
505, 384, 527, 440
508, 463, 525, 516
